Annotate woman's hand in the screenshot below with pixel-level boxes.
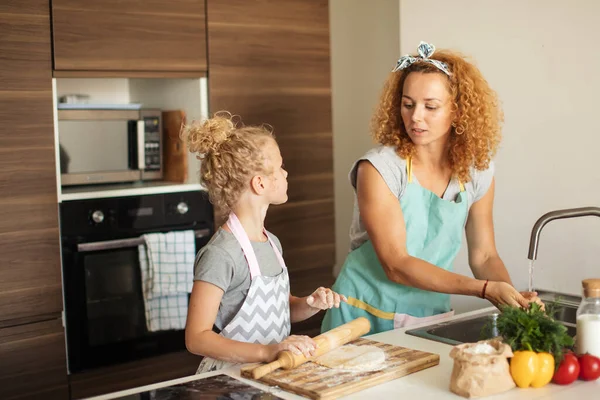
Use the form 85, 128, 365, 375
306, 287, 348, 310
264, 335, 317, 362
485, 281, 531, 309
520, 291, 545, 310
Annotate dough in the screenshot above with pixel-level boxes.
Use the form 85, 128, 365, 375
313, 344, 386, 372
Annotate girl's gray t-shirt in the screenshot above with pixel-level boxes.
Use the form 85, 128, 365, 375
193, 228, 284, 331
348, 145, 495, 250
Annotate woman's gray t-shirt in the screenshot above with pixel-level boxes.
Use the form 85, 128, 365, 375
348, 145, 495, 250
193, 228, 283, 331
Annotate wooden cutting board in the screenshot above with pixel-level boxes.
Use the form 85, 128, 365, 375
241, 337, 439, 400
161, 110, 188, 183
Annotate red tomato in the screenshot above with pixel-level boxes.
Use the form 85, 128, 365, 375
578, 353, 600, 381
553, 353, 580, 385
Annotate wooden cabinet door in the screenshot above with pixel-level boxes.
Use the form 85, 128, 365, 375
0, 1, 63, 324
0, 318, 68, 400
207, 0, 335, 333
52, 0, 207, 74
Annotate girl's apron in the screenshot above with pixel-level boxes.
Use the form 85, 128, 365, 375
322, 157, 468, 335
196, 213, 291, 373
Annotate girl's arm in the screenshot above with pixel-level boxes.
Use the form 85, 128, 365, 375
289, 288, 347, 323
185, 281, 316, 363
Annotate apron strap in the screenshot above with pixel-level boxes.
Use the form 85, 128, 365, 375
406, 157, 465, 192
265, 235, 287, 272
226, 212, 287, 280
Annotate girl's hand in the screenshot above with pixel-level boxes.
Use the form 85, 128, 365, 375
485, 281, 530, 309
265, 335, 317, 361
306, 287, 347, 310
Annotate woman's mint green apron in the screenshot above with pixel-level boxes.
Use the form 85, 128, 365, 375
322, 157, 469, 335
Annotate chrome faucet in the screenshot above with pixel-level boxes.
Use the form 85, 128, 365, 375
528, 206, 600, 260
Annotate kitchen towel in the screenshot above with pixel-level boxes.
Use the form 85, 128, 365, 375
138, 230, 196, 332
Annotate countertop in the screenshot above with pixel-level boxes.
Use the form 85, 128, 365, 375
84, 307, 600, 400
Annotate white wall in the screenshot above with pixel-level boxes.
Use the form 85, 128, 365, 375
399, 0, 600, 312
329, 0, 400, 275
57, 78, 131, 103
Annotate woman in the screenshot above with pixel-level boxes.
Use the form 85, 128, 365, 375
322, 42, 540, 335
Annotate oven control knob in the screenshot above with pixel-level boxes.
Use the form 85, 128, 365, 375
91, 210, 105, 224
176, 202, 189, 215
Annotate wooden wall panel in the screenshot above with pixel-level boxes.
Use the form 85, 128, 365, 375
0, 0, 61, 326
0, 318, 68, 400
0, 229, 63, 323
52, 0, 207, 74
286, 173, 334, 203
207, 1, 334, 299
0, 2, 51, 90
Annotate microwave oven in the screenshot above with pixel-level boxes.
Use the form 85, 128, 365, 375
58, 108, 163, 186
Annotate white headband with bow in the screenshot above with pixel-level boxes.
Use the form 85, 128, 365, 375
392, 41, 451, 76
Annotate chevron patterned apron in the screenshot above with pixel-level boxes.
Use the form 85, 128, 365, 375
196, 212, 291, 373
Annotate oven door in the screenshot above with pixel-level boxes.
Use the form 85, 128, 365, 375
62, 228, 210, 373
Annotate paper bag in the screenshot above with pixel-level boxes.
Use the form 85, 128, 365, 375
449, 339, 515, 398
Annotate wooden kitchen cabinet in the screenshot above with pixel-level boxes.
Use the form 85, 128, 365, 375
51, 0, 207, 76
0, 1, 67, 398
0, 0, 63, 326
0, 319, 68, 400
207, 0, 335, 335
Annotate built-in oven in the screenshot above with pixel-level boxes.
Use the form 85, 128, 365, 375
60, 191, 214, 373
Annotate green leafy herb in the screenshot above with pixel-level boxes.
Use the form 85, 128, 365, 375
488, 302, 574, 364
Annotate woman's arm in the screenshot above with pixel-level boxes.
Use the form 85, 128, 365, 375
465, 178, 512, 283
185, 281, 316, 363
465, 179, 544, 307
357, 161, 528, 308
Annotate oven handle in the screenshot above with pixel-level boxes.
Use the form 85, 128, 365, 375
76, 228, 211, 252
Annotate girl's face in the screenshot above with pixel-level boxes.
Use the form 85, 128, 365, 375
262, 139, 288, 205
400, 72, 454, 147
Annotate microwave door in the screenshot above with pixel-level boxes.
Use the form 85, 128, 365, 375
60, 118, 143, 186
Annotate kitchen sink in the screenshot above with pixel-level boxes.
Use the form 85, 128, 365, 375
406, 302, 577, 346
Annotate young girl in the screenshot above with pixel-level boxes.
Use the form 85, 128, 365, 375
182, 112, 346, 373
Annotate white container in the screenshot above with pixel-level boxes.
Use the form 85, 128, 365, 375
576, 278, 600, 357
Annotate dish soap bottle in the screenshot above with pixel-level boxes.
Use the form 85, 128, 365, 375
576, 278, 600, 357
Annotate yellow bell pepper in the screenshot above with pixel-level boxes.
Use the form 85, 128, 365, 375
510, 351, 555, 388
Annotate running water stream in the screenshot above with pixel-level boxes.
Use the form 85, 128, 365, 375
528, 259, 535, 292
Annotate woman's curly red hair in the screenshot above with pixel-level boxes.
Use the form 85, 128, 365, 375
372, 49, 503, 183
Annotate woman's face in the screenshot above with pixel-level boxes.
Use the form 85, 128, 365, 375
400, 72, 454, 147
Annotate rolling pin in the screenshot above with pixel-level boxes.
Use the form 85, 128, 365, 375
247, 317, 370, 379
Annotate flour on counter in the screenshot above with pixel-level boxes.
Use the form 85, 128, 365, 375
463, 343, 496, 355
313, 344, 386, 372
